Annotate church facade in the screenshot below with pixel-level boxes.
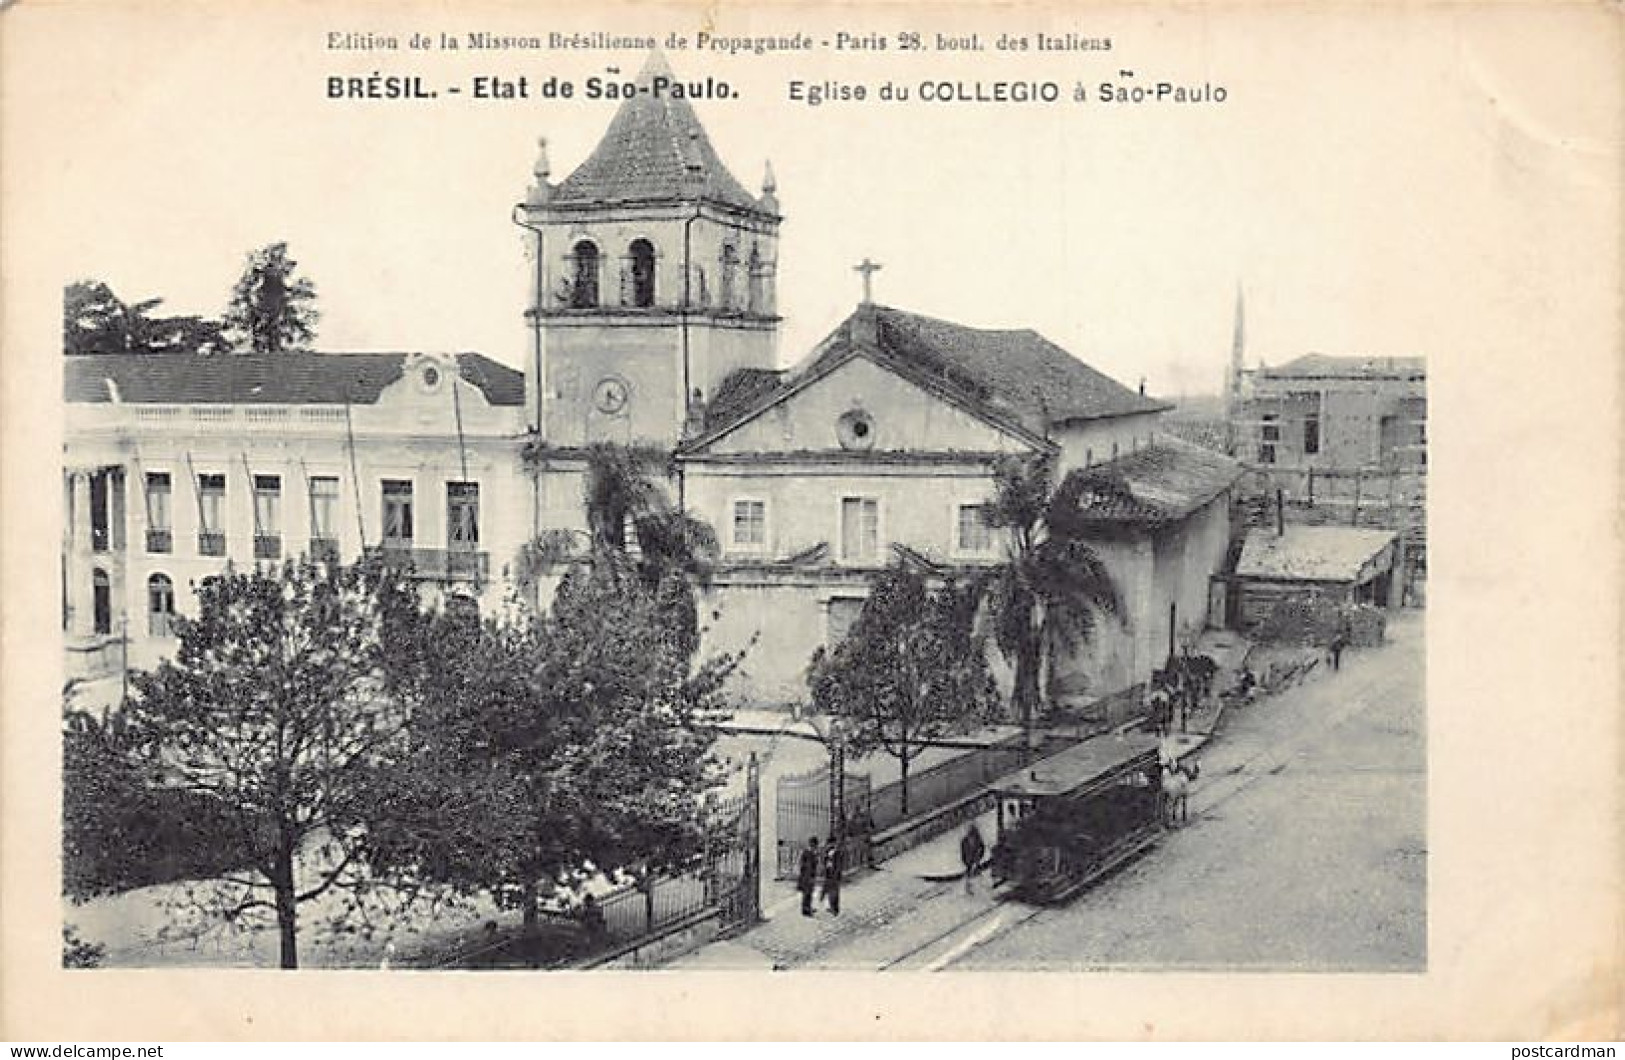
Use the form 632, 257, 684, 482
62, 51, 1241, 720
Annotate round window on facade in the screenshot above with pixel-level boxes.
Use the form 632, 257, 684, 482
837, 409, 875, 450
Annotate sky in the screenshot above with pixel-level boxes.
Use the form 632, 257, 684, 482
8, 3, 1615, 400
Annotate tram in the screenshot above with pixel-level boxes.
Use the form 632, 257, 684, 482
987, 733, 1164, 905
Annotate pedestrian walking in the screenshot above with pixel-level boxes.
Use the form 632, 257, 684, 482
797, 836, 821, 917
821, 837, 844, 916
959, 821, 986, 894
1329, 627, 1348, 671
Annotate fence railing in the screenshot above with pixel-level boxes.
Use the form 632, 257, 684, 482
857, 737, 1027, 834
422, 781, 758, 970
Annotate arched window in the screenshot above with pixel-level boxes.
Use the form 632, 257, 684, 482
570, 240, 600, 308
719, 244, 737, 309
92, 568, 111, 636
147, 573, 175, 637
747, 247, 763, 314
629, 239, 656, 308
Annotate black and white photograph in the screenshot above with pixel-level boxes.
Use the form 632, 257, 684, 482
3, 0, 1619, 1043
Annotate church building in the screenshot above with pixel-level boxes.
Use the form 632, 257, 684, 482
62, 50, 1242, 722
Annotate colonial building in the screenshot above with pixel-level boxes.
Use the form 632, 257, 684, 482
63, 352, 526, 693
677, 303, 1241, 710
63, 49, 1243, 720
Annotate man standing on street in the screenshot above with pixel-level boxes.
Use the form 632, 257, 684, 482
822, 837, 844, 916
960, 821, 986, 895
798, 836, 821, 917
1330, 617, 1351, 671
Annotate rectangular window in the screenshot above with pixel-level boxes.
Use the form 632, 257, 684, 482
89, 472, 110, 553
956, 504, 992, 554
447, 482, 480, 547
253, 475, 282, 559
826, 596, 866, 646
1261, 414, 1281, 442
382, 479, 414, 546
1258, 443, 1277, 465
198, 473, 226, 556
145, 473, 172, 554
309, 476, 339, 560
732, 499, 766, 549
840, 497, 879, 562
1304, 416, 1321, 455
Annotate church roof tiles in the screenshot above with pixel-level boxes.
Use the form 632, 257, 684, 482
545, 51, 769, 215
858, 306, 1170, 428
683, 303, 1169, 454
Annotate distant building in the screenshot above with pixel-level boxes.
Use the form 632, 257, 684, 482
1237, 354, 1426, 473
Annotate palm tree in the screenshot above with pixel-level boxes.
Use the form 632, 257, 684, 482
978, 453, 1122, 754
515, 442, 720, 656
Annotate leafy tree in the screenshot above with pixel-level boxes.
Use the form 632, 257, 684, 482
377, 567, 739, 932
223, 242, 320, 354
63, 705, 250, 900
141, 314, 231, 355
807, 568, 1000, 817
977, 453, 1123, 751
64, 280, 153, 355
64, 279, 230, 356
116, 557, 426, 968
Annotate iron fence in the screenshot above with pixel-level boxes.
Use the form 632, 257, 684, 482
857, 738, 1027, 833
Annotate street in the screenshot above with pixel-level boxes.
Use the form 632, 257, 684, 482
952, 610, 1425, 970
712, 610, 1426, 972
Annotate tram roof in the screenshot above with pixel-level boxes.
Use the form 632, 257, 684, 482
988, 733, 1161, 799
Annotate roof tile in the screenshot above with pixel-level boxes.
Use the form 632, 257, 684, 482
547, 51, 767, 214
64, 352, 525, 407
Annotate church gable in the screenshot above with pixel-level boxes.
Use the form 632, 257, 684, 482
693, 351, 1041, 458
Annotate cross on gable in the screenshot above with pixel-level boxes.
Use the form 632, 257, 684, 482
854, 257, 883, 304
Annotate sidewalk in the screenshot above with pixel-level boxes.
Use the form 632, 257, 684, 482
669, 805, 1003, 970
682, 697, 1236, 970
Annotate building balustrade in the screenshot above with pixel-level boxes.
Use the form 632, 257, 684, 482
146, 529, 173, 554
254, 534, 283, 560
363, 544, 489, 582
198, 531, 227, 557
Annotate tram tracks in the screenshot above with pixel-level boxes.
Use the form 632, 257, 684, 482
876, 690, 1392, 971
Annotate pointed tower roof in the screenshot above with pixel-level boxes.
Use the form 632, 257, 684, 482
549, 50, 770, 215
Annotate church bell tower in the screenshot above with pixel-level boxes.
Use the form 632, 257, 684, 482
517, 50, 782, 449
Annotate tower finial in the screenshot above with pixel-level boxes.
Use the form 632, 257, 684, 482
533, 137, 550, 181
759, 160, 779, 213
527, 136, 553, 204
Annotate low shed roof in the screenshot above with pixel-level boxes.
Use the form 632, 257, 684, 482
1058, 437, 1244, 528
1235, 525, 1397, 583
